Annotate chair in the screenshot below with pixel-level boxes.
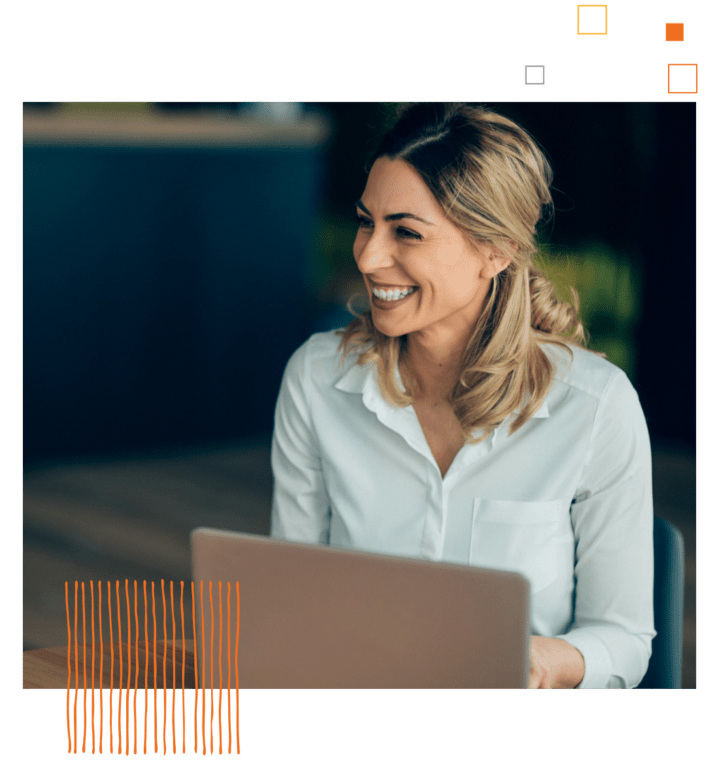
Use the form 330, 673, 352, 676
636, 516, 685, 688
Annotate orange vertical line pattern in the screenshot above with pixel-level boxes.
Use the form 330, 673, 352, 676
91, 580, 96, 754
171, 581, 177, 754
107, 581, 113, 754
99, 582, 103, 754
201, 580, 206, 756
82, 581, 87, 753
143, 581, 149, 755
218, 580, 223, 755
152, 581, 157, 753
134, 581, 139, 755
236, 581, 240, 754
74, 581, 78, 754
227, 581, 231, 754
181, 581, 186, 755
65, 582, 71, 753
217, 582, 230, 755
192, 581, 198, 754
125, 579, 131, 756
162, 578, 167, 755
223, 581, 232, 755
116, 580, 122, 755
209, 580, 214, 755
224, 581, 232, 755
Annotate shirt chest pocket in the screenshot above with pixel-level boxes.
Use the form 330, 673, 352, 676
469, 499, 562, 594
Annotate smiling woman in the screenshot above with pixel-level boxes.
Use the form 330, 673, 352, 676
270, 103, 655, 690
341, 105, 587, 442
351, 156, 515, 415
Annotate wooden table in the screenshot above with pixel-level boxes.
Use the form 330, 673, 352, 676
23, 641, 196, 689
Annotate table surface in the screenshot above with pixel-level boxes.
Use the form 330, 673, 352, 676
24, 640, 196, 690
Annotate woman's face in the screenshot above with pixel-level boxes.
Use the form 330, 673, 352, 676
353, 156, 509, 341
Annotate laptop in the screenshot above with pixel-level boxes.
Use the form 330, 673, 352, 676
190, 527, 530, 688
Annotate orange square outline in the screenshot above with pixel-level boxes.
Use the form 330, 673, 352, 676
577, 5, 608, 35
667, 63, 698, 94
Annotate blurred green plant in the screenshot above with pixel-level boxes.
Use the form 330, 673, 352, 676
538, 242, 641, 379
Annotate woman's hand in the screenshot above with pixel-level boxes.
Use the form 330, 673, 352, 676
528, 635, 585, 689
529, 637, 553, 688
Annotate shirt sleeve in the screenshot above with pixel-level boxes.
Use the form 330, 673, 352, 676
554, 368, 656, 688
270, 339, 331, 545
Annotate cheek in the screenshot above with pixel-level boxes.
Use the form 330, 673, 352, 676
436, 258, 482, 295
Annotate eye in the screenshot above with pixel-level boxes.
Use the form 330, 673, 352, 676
357, 215, 422, 240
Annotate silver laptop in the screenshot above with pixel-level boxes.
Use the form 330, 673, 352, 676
190, 527, 530, 688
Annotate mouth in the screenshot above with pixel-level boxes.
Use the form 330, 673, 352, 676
370, 285, 419, 306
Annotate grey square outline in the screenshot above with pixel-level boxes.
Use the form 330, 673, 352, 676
525, 65, 545, 85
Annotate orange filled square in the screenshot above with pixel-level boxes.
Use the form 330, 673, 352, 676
666, 23, 684, 41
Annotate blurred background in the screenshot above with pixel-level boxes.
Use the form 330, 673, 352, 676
23, 102, 696, 686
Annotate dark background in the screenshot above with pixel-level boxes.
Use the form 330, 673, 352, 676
24, 102, 695, 463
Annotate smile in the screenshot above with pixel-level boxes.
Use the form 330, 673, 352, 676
371, 286, 418, 301
372, 288, 419, 311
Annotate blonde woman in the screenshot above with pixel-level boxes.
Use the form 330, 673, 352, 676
270, 103, 655, 689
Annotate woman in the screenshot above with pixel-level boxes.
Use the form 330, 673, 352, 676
270, 103, 655, 689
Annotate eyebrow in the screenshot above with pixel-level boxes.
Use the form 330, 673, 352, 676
355, 199, 434, 226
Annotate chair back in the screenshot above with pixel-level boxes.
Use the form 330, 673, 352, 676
637, 516, 685, 688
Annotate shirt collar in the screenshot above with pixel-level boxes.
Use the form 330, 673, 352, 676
335, 357, 549, 417
335, 356, 428, 456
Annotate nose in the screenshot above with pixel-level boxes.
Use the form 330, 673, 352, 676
354, 229, 395, 274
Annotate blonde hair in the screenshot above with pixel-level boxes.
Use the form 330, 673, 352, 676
338, 103, 595, 443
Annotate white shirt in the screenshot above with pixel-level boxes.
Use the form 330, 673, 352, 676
270, 331, 656, 688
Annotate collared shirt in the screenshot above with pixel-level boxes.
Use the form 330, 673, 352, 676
270, 331, 656, 688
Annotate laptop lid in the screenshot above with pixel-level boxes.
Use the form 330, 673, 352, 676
190, 527, 530, 688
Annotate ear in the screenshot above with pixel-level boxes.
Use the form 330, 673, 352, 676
479, 241, 517, 279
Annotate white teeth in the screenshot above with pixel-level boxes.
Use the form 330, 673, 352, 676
372, 286, 417, 301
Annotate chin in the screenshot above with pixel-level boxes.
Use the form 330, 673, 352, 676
378, 329, 406, 339
371, 316, 409, 339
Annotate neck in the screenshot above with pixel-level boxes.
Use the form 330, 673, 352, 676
403, 327, 471, 400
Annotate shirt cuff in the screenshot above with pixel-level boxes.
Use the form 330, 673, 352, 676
553, 627, 613, 689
